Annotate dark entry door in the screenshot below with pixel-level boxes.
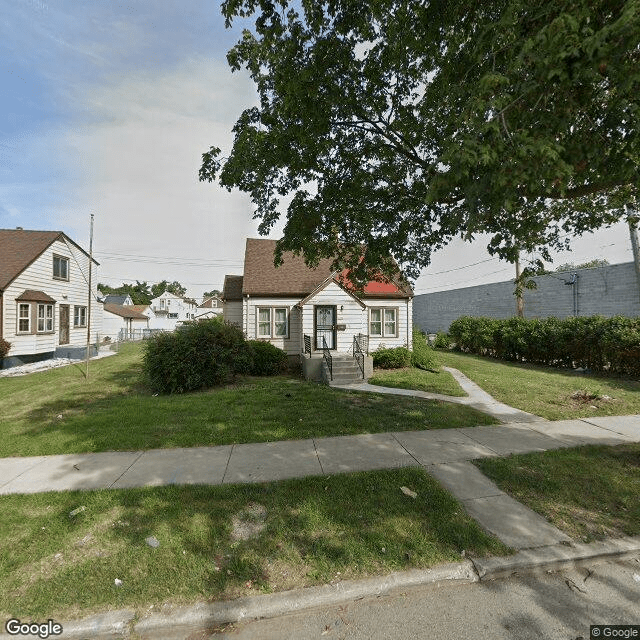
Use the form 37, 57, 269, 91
315, 305, 336, 350
59, 305, 70, 345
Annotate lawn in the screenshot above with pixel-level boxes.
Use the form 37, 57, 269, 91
369, 367, 466, 397
476, 444, 640, 543
0, 344, 496, 457
0, 467, 509, 620
438, 350, 640, 420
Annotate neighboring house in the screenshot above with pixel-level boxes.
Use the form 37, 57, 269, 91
102, 304, 150, 341
149, 291, 197, 331
223, 238, 413, 381
0, 228, 102, 368
102, 294, 133, 306
194, 295, 224, 319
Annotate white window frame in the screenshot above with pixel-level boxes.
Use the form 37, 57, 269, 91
37, 304, 54, 333
74, 305, 87, 328
369, 307, 398, 338
17, 303, 31, 334
53, 255, 69, 281
256, 306, 289, 339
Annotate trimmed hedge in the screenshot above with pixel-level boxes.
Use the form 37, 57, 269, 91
372, 346, 411, 369
247, 340, 288, 376
143, 319, 252, 393
411, 329, 438, 371
448, 315, 640, 377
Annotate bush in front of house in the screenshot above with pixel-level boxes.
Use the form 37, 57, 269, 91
372, 346, 411, 369
143, 319, 252, 393
411, 329, 438, 371
247, 340, 288, 375
0, 338, 11, 360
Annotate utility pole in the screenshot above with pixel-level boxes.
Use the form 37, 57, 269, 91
628, 211, 640, 303
85, 214, 94, 378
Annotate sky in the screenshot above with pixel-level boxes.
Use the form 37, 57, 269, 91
1, 1, 635, 302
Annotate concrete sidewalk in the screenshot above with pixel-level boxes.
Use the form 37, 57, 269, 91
1, 414, 638, 550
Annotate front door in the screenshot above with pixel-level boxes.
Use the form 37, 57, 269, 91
59, 305, 70, 345
315, 305, 336, 350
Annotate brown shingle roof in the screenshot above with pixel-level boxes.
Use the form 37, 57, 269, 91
222, 275, 244, 301
0, 228, 98, 291
240, 238, 413, 297
104, 304, 149, 320
16, 290, 57, 303
0, 229, 61, 290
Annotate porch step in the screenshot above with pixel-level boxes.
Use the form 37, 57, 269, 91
321, 357, 365, 384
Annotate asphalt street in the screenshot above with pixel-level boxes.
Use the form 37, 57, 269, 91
207, 556, 640, 640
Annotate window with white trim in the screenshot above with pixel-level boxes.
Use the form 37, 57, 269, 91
74, 305, 87, 328
369, 307, 397, 337
37, 304, 54, 333
257, 307, 288, 338
53, 255, 69, 280
18, 303, 30, 333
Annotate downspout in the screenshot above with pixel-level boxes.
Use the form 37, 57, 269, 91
244, 295, 249, 337
406, 298, 410, 348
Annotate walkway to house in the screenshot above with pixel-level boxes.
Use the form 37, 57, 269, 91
2, 406, 639, 549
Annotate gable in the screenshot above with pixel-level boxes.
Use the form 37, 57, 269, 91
0, 229, 61, 290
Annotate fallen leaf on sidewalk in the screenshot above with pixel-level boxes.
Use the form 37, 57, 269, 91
565, 578, 586, 594
400, 486, 417, 498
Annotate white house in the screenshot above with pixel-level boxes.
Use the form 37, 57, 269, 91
223, 239, 413, 382
149, 291, 197, 331
0, 228, 102, 368
194, 295, 224, 319
102, 304, 151, 341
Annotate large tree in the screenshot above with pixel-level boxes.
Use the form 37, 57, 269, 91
201, 0, 639, 283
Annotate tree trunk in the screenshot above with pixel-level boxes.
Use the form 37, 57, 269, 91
515, 252, 524, 317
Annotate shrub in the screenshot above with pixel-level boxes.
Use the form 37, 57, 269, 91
433, 332, 451, 350
0, 338, 11, 359
247, 340, 288, 375
411, 329, 438, 371
143, 319, 252, 393
372, 346, 411, 369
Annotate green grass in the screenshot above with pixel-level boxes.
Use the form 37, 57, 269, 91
438, 350, 640, 420
0, 344, 497, 457
475, 444, 640, 543
0, 468, 510, 620
369, 367, 467, 397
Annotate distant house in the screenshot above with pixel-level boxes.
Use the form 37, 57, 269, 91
0, 228, 102, 368
149, 291, 197, 331
102, 304, 150, 341
102, 294, 133, 306
194, 295, 224, 319
223, 239, 413, 381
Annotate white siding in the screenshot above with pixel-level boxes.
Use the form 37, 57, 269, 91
300, 282, 366, 354
246, 297, 302, 355
3, 238, 102, 357
364, 297, 413, 351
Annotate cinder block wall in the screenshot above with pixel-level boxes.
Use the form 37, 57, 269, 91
413, 262, 640, 333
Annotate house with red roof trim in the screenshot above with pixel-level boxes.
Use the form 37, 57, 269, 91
222, 239, 413, 381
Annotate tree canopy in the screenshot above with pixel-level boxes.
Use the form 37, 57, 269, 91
98, 280, 189, 305
201, 0, 639, 282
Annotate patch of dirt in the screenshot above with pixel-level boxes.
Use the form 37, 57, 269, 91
567, 389, 615, 408
230, 503, 267, 541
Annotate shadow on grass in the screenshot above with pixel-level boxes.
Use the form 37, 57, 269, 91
0, 468, 509, 620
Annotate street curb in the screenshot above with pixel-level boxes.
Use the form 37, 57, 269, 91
472, 535, 640, 580
133, 561, 477, 639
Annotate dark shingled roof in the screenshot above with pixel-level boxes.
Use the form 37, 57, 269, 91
16, 290, 57, 303
222, 275, 244, 301
239, 238, 413, 298
104, 304, 149, 320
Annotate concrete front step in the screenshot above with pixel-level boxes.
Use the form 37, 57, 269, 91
321, 358, 364, 384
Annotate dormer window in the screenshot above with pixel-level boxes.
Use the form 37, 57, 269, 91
53, 255, 69, 281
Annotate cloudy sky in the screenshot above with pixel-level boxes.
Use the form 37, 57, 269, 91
1, 1, 634, 301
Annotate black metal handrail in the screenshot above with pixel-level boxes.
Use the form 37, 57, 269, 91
322, 336, 332, 381
356, 333, 369, 355
353, 335, 365, 378
303, 334, 312, 357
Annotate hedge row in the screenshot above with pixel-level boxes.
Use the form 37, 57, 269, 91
372, 329, 438, 371
448, 315, 640, 376
143, 319, 287, 394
